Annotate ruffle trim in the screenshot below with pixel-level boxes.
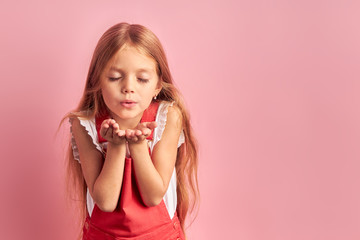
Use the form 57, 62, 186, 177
69, 116, 103, 163
151, 101, 185, 151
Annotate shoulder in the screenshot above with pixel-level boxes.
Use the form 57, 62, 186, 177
166, 102, 183, 129
70, 116, 101, 153
148, 101, 185, 150
70, 115, 91, 135
71, 117, 92, 146
158, 101, 182, 129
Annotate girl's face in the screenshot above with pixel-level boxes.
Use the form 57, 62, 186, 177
100, 45, 162, 128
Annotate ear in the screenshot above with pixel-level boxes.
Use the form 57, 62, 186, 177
155, 87, 162, 96
155, 78, 163, 95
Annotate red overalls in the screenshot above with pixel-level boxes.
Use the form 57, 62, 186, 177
82, 102, 185, 240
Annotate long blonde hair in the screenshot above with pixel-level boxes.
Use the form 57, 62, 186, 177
60, 22, 199, 239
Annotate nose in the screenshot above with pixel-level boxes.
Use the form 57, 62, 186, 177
121, 77, 135, 94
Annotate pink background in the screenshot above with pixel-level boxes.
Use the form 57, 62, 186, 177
1, 0, 360, 239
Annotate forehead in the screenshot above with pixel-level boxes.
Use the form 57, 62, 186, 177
105, 45, 157, 73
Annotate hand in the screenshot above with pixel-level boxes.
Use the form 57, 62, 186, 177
99, 119, 126, 145
126, 121, 157, 144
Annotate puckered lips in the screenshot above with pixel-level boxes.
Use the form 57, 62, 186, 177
120, 99, 137, 108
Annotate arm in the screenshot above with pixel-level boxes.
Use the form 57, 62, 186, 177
128, 105, 183, 207
71, 118, 127, 212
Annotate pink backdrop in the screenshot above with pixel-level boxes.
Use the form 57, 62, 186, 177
1, 0, 360, 239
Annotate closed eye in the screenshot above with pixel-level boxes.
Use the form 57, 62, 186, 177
138, 78, 149, 83
109, 77, 121, 81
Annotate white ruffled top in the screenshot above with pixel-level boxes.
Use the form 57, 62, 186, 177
69, 101, 185, 219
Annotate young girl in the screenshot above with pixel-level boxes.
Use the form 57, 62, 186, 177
61, 22, 199, 240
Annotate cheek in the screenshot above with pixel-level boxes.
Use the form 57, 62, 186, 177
140, 90, 155, 106
101, 88, 113, 104
145, 89, 157, 100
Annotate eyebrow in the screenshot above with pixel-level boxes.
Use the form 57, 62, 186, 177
109, 67, 153, 73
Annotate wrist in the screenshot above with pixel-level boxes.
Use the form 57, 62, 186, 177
128, 139, 148, 150
107, 141, 126, 152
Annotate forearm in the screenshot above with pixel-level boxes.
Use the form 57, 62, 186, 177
129, 141, 166, 207
92, 143, 126, 212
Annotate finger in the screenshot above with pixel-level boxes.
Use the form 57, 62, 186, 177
100, 125, 108, 138
125, 129, 134, 139
142, 121, 157, 130
112, 122, 120, 131
101, 118, 113, 126
112, 127, 119, 138
135, 129, 143, 136
100, 119, 111, 129
107, 125, 114, 136
114, 128, 125, 138
141, 128, 151, 136
102, 125, 113, 140
100, 120, 112, 138
108, 119, 117, 128
117, 130, 126, 137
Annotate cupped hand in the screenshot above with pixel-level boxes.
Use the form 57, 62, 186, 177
99, 119, 126, 145
126, 121, 157, 144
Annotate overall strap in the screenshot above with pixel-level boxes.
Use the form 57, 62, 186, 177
140, 101, 160, 140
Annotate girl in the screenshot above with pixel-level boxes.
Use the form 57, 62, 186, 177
61, 23, 199, 240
